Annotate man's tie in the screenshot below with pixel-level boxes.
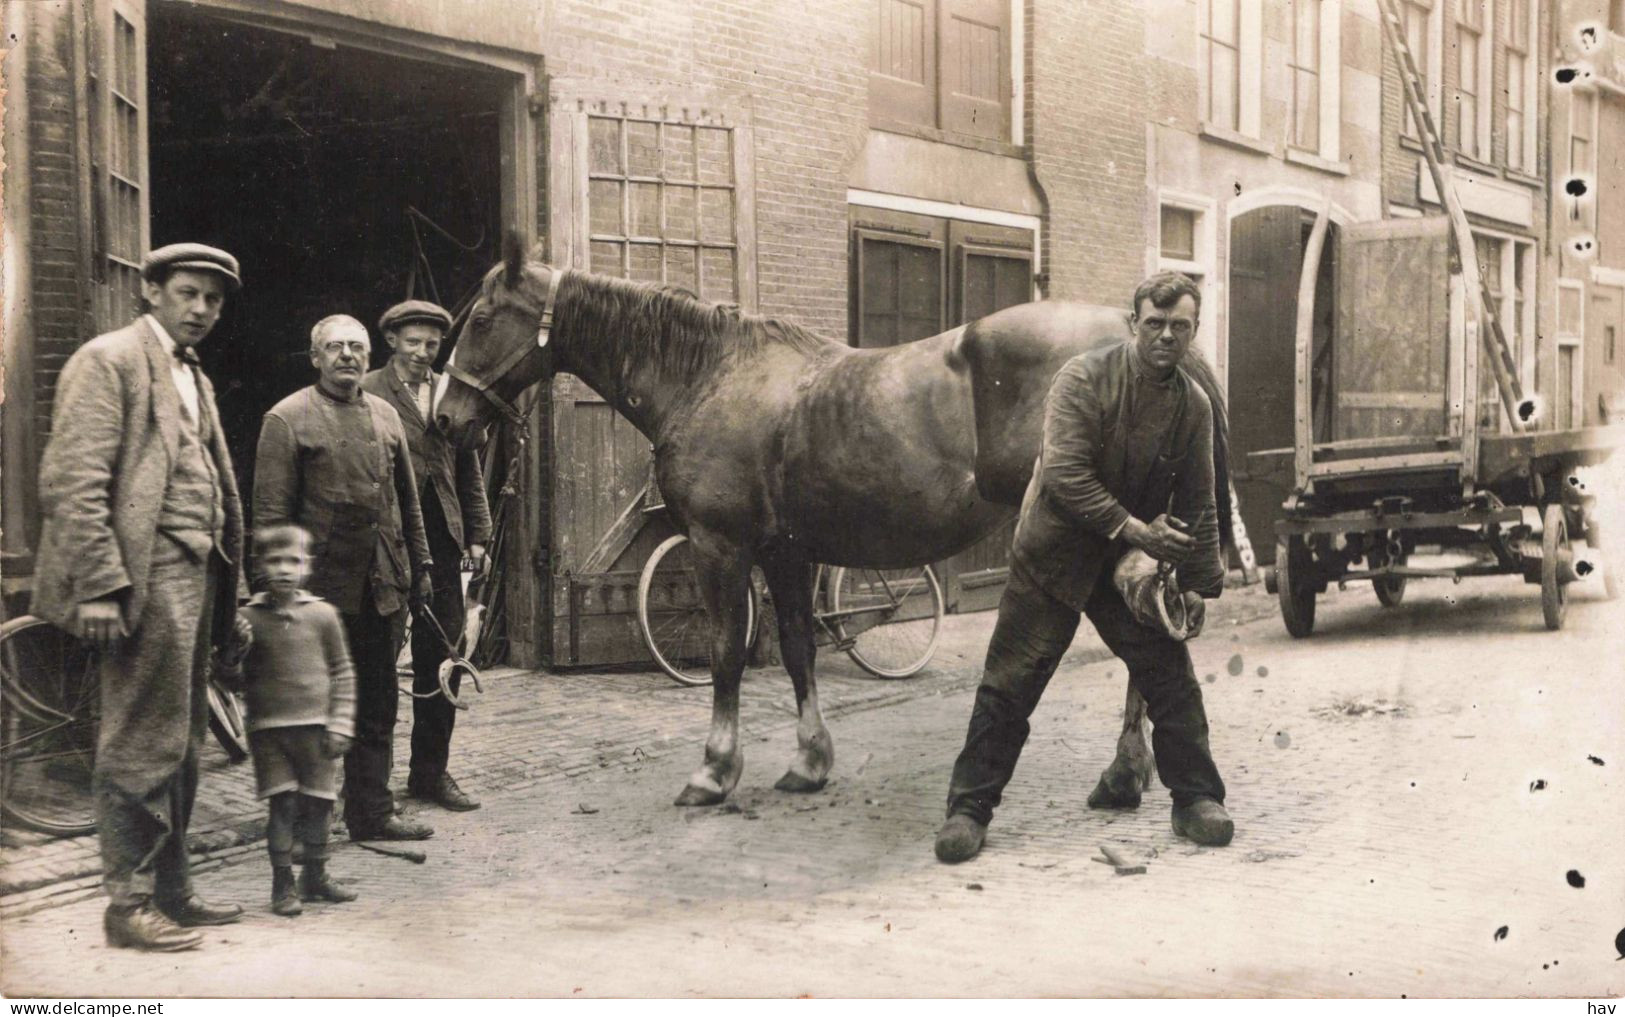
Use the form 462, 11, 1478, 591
173, 344, 200, 366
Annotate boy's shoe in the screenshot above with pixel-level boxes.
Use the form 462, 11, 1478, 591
408, 771, 481, 812
300, 861, 359, 904
348, 814, 433, 841
1171, 797, 1235, 846
104, 901, 203, 952
271, 867, 303, 917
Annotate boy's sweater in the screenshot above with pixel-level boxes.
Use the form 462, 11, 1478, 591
235, 592, 356, 736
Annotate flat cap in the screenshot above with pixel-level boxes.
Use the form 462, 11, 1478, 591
379, 300, 453, 335
140, 243, 242, 291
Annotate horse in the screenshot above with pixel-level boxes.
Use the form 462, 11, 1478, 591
433, 237, 1232, 810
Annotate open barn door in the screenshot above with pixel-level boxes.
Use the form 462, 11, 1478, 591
539, 79, 757, 667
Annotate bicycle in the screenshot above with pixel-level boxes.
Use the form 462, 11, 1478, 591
636, 533, 946, 687
0, 615, 251, 837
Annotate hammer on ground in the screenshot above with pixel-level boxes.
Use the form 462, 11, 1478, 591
354, 841, 428, 864
1091, 843, 1147, 876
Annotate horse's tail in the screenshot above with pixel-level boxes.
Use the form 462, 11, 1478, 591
1179, 346, 1235, 555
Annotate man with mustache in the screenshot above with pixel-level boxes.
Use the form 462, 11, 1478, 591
361, 300, 491, 812
253, 314, 434, 841
34, 244, 247, 949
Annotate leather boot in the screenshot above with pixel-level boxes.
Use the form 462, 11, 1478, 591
158, 894, 243, 927
104, 900, 203, 952
408, 771, 480, 812
933, 813, 988, 864
1172, 797, 1235, 846
271, 866, 303, 917
300, 859, 358, 903
348, 814, 434, 841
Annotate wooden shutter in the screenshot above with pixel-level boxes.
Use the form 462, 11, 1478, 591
939, 0, 1008, 140
542, 80, 756, 666
851, 207, 946, 348
90, 0, 149, 332
870, 0, 937, 129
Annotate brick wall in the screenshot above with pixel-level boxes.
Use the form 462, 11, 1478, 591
24, 2, 90, 449
1028, 0, 1148, 305
547, 0, 867, 339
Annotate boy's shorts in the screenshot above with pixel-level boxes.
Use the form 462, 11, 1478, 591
248, 725, 337, 800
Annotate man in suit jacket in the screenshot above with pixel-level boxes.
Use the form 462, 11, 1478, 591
934, 271, 1234, 864
34, 244, 247, 950
253, 314, 434, 841
362, 300, 492, 812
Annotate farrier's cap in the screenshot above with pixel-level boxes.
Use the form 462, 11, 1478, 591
379, 300, 453, 335
140, 243, 242, 291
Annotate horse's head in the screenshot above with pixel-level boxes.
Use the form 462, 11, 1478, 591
433, 231, 560, 448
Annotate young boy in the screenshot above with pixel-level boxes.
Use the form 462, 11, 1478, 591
223, 524, 361, 916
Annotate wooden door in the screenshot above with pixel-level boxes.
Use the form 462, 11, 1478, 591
1228, 206, 1306, 566
540, 80, 757, 667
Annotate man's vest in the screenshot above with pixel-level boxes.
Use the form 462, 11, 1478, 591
156, 398, 225, 560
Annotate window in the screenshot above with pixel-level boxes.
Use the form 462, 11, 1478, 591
1505, 0, 1536, 172
91, 1, 150, 331
1289, 0, 1321, 151
1474, 232, 1536, 428
586, 116, 744, 303
1570, 89, 1595, 179
1556, 281, 1583, 429
1455, 0, 1490, 159
850, 206, 1033, 347
1401, 0, 1438, 140
1202, 0, 1242, 132
870, 0, 1011, 142
1160, 206, 1197, 263
1557, 343, 1578, 429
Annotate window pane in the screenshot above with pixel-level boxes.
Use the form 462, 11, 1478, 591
700, 188, 734, 243
1209, 46, 1238, 130
589, 180, 624, 236
589, 117, 622, 174
697, 128, 732, 185
591, 241, 624, 277
629, 243, 662, 283
1559, 287, 1582, 335
662, 124, 695, 181
666, 185, 697, 241
665, 246, 698, 293
700, 247, 738, 303
626, 121, 660, 177
629, 182, 661, 237
1160, 206, 1196, 261
1558, 346, 1575, 428
1294, 69, 1320, 149
1210, 0, 1238, 45
1295, 0, 1320, 72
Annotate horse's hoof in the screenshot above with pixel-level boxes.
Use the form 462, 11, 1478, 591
773, 770, 828, 794
1086, 779, 1142, 811
674, 784, 728, 807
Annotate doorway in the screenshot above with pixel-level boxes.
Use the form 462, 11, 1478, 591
146, 3, 509, 509
1227, 205, 1336, 565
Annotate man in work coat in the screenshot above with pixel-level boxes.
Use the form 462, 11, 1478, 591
934, 271, 1234, 864
361, 300, 492, 812
253, 314, 434, 841
34, 244, 247, 950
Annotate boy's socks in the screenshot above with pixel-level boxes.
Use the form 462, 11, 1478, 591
271, 866, 302, 917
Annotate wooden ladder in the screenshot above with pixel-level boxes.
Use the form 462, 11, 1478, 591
1375, 0, 1528, 433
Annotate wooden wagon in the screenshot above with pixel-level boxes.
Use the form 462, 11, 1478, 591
1245, 208, 1623, 636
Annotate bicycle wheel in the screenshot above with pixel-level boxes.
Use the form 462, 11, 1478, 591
826, 564, 944, 678
637, 535, 759, 687
206, 678, 250, 764
0, 617, 99, 837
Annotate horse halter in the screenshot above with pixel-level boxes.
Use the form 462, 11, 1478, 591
441, 266, 563, 429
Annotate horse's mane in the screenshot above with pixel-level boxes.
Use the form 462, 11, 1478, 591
545, 269, 837, 380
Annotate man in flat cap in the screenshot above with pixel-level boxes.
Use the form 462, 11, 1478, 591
35, 243, 247, 950
253, 314, 434, 841
362, 300, 492, 812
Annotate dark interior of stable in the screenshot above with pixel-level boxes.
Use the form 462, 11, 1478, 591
146, 3, 505, 508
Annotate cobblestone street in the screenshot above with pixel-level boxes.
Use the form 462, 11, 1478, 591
2, 576, 1622, 998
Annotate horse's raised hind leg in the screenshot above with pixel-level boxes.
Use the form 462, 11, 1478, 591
673, 538, 753, 807
1087, 684, 1154, 809
758, 553, 833, 793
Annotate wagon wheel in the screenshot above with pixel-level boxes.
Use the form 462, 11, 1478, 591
1541, 502, 1570, 631
1374, 550, 1407, 608
1275, 536, 1316, 639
